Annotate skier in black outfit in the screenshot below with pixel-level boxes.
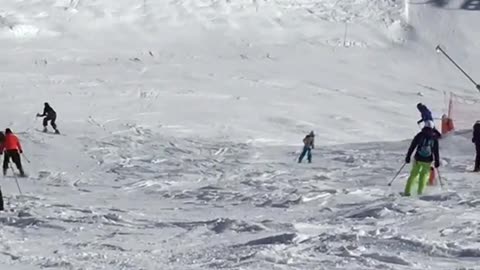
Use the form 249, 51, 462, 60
472, 121, 480, 172
37, 102, 59, 134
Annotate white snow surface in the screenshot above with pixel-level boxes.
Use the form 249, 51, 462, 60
0, 0, 480, 269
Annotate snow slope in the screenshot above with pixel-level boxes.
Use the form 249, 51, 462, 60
0, 0, 479, 269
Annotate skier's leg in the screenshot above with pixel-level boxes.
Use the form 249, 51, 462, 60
2, 152, 10, 176
11, 152, 24, 176
307, 148, 312, 163
50, 116, 57, 131
42, 117, 48, 131
298, 147, 307, 163
417, 162, 431, 195
404, 161, 421, 196
475, 143, 480, 171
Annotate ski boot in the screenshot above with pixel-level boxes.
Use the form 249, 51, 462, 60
43, 127, 48, 133
54, 129, 60, 134
2, 169, 6, 176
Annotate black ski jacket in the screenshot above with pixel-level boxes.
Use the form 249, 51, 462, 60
39, 105, 56, 118
406, 127, 440, 164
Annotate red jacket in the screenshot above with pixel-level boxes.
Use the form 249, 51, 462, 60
0, 134, 23, 153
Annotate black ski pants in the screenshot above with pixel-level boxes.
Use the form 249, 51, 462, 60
43, 113, 57, 130
3, 150, 23, 173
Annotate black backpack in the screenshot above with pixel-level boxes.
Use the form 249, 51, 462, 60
417, 137, 433, 158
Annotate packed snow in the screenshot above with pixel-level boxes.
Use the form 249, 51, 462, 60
0, 0, 480, 269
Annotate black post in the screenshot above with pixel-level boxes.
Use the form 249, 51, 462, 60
436, 45, 480, 91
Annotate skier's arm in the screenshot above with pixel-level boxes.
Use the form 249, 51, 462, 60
37, 108, 47, 117
0, 143, 3, 154
406, 134, 420, 160
417, 119, 423, 124
433, 140, 440, 167
17, 140, 23, 153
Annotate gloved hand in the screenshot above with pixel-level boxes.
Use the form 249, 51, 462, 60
434, 160, 440, 168
405, 156, 411, 164
19, 150, 23, 154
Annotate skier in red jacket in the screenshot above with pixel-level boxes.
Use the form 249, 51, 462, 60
0, 128, 25, 177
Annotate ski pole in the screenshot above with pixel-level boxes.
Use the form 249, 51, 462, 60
436, 168, 444, 189
21, 153, 30, 164
9, 165, 23, 195
388, 163, 407, 186
435, 45, 480, 91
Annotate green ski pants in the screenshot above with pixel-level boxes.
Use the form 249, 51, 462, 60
404, 161, 431, 196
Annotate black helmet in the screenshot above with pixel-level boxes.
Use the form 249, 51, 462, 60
5, 128, 12, 134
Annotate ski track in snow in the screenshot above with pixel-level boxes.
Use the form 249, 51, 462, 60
0, 0, 479, 269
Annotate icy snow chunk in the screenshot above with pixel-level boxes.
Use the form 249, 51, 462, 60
9, 24, 40, 38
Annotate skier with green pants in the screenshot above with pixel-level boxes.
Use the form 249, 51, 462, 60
404, 124, 440, 196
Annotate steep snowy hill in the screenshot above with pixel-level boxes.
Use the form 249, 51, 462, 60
0, 0, 480, 269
